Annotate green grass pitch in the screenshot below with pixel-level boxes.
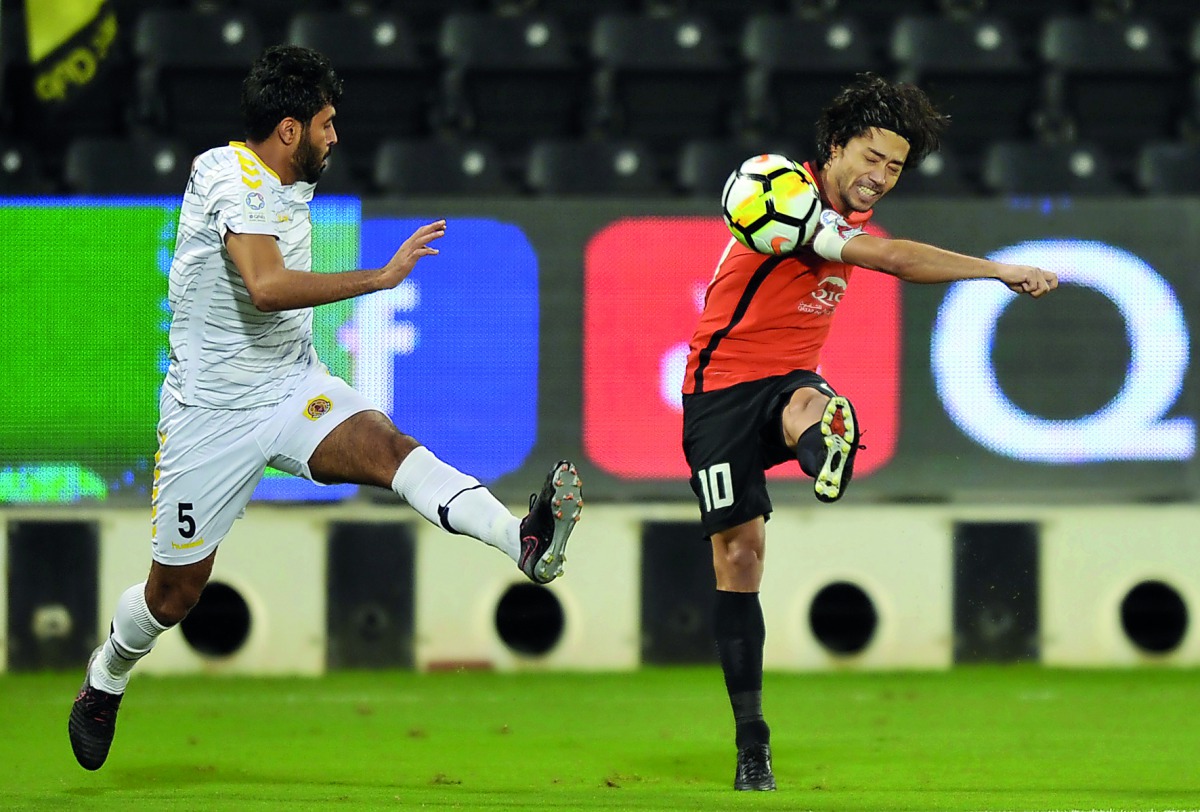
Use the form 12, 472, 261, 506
4, 666, 1199, 811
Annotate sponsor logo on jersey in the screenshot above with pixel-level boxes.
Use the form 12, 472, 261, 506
797, 273, 848, 314
305, 395, 332, 420
243, 190, 267, 223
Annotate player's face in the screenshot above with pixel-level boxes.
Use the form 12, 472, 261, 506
293, 104, 338, 184
825, 128, 909, 214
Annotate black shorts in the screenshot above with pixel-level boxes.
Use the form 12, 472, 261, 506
681, 370, 836, 537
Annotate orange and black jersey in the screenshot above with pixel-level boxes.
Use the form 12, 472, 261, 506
682, 162, 874, 395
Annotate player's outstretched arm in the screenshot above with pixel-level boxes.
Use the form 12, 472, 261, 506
832, 230, 1058, 299
225, 220, 446, 312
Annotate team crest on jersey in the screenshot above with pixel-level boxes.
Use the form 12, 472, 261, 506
305, 395, 332, 420
820, 207, 866, 241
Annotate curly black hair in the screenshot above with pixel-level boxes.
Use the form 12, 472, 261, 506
241, 45, 343, 142
814, 73, 949, 167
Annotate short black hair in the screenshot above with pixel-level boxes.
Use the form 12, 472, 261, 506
814, 73, 949, 167
241, 45, 343, 142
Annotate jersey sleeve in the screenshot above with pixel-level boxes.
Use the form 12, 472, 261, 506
811, 208, 867, 263
202, 154, 280, 240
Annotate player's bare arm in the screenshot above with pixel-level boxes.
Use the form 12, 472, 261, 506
838, 232, 1058, 298
225, 219, 446, 312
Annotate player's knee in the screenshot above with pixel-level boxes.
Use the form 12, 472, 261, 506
147, 588, 199, 626
719, 542, 764, 578
146, 574, 209, 626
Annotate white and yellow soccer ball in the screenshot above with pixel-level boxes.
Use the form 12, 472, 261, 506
721, 154, 821, 255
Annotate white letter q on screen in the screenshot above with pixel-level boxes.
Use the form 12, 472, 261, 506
932, 239, 1193, 463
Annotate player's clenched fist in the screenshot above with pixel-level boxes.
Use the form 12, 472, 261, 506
999, 264, 1058, 298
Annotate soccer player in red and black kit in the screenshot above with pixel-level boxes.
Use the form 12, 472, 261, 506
681, 74, 1058, 791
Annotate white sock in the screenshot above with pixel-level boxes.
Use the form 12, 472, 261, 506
90, 582, 170, 695
391, 445, 521, 562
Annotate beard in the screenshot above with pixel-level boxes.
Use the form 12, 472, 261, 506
293, 134, 328, 184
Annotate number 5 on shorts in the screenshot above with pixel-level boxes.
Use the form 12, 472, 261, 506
698, 463, 734, 512
177, 502, 196, 539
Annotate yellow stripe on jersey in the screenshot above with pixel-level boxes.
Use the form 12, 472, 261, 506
228, 141, 281, 182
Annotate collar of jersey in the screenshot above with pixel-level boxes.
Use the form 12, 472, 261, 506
228, 142, 281, 184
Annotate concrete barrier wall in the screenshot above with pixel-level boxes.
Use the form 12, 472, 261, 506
2, 504, 1197, 673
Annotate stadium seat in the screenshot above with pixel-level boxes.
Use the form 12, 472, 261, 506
438, 12, 583, 159
976, 0, 1088, 48
373, 138, 515, 196
807, 0, 925, 38
1134, 141, 1200, 195
133, 8, 265, 157
890, 15, 1038, 164
365, 0, 485, 53
980, 140, 1123, 196
1188, 21, 1200, 137
0, 139, 53, 195
489, 0, 636, 51
236, 0, 327, 44
742, 14, 883, 152
645, 0, 788, 33
63, 136, 193, 196
590, 13, 736, 160
676, 138, 804, 199
1039, 15, 1184, 161
525, 138, 666, 195
288, 11, 431, 176
891, 147, 976, 197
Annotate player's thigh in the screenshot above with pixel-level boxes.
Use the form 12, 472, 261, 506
152, 395, 269, 566
266, 373, 415, 488
682, 388, 773, 536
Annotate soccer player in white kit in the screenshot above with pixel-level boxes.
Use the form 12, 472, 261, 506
68, 45, 583, 771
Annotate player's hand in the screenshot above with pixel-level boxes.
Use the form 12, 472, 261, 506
999, 264, 1058, 298
378, 220, 446, 289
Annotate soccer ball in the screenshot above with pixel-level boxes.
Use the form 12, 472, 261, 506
721, 154, 821, 255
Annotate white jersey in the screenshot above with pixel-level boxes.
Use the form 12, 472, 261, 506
163, 142, 320, 409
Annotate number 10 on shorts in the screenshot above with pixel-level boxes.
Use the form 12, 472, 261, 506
697, 463, 734, 511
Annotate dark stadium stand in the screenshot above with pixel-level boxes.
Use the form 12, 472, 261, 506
590, 13, 737, 161
676, 137, 805, 198
889, 147, 976, 197
63, 135, 193, 195
1039, 15, 1184, 168
437, 12, 584, 164
525, 138, 666, 195
287, 11, 432, 179
890, 14, 1038, 166
981, 140, 1123, 195
741, 14, 882, 152
1134, 141, 1200, 194
489, 0, 639, 54
0, 0, 1196, 196
0, 139, 52, 195
133, 8, 265, 158
373, 137, 515, 195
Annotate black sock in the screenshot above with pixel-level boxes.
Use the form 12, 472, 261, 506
714, 590, 770, 749
795, 421, 824, 477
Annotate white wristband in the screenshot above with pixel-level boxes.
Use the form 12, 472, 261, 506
812, 209, 865, 263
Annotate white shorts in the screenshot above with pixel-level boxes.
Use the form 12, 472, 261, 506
151, 368, 379, 565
